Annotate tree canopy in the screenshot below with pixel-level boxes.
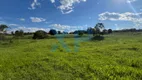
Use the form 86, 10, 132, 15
0, 24, 8, 33
93, 23, 105, 36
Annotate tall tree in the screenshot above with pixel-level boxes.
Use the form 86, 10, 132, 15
0, 24, 8, 40
49, 29, 57, 35
93, 23, 105, 36
15, 30, 24, 37
108, 29, 112, 34
0, 24, 8, 33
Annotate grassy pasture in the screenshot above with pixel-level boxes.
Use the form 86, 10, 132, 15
0, 33, 142, 80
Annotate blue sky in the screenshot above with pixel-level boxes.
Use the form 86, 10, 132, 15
0, 0, 142, 32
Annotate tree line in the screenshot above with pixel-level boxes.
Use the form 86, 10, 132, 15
0, 23, 116, 40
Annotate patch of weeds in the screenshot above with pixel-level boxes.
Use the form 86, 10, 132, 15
30, 40, 37, 43
130, 60, 142, 68
116, 58, 142, 69
2, 42, 9, 45
42, 57, 49, 62
113, 47, 139, 51
127, 47, 139, 51
23, 47, 37, 52
90, 36, 105, 41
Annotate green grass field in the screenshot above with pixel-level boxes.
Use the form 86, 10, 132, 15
0, 33, 142, 80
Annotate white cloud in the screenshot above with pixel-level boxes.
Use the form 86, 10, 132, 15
99, 12, 142, 28
50, 24, 84, 32
28, 0, 40, 10
57, 0, 87, 14
50, 0, 55, 3
6, 23, 50, 33
8, 26, 50, 33
127, 0, 137, 3
7, 23, 85, 33
30, 17, 46, 22
99, 12, 142, 22
8, 24, 83, 33
62, 9, 74, 14
9, 24, 20, 27
19, 18, 25, 21
16, 27, 50, 32
29, 0, 87, 14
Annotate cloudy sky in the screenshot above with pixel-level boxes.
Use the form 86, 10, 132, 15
0, 0, 142, 32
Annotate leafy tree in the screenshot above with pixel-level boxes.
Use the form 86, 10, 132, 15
58, 31, 62, 34
87, 27, 94, 34
0, 24, 8, 33
130, 28, 136, 32
63, 32, 68, 34
78, 31, 84, 36
0, 24, 8, 40
93, 23, 105, 36
103, 29, 108, 34
108, 29, 112, 34
33, 30, 47, 39
11, 31, 14, 35
0, 24, 8, 31
49, 29, 57, 35
15, 30, 24, 37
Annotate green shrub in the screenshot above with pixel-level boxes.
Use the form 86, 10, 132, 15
49, 29, 57, 35
33, 30, 47, 39
15, 30, 24, 37
78, 32, 84, 36
108, 29, 112, 34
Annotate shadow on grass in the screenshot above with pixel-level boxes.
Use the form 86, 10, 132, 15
90, 36, 105, 41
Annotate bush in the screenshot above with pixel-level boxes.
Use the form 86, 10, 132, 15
78, 32, 84, 36
15, 30, 24, 37
58, 31, 62, 34
49, 29, 57, 35
108, 29, 112, 34
103, 29, 108, 34
33, 30, 47, 39
93, 23, 105, 37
